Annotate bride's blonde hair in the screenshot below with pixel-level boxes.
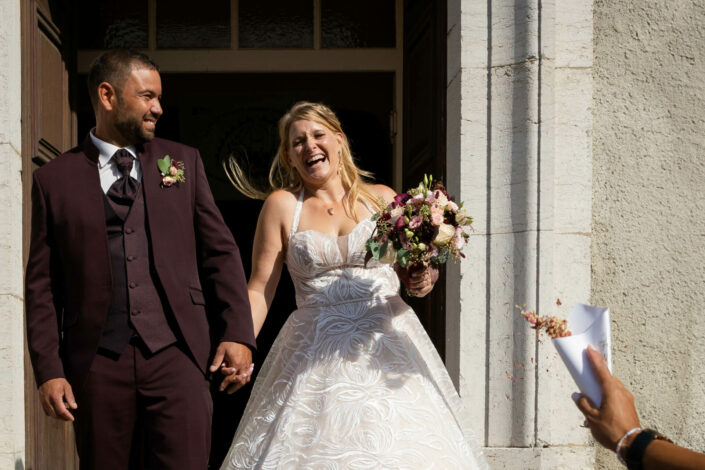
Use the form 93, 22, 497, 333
225, 101, 382, 221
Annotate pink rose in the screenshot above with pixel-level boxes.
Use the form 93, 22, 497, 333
434, 191, 449, 207
389, 206, 403, 226
409, 215, 423, 229
430, 206, 444, 226
169, 165, 178, 176
452, 226, 466, 250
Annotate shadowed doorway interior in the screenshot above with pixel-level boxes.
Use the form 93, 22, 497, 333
77, 71, 394, 466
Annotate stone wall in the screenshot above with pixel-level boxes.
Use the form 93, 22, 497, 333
447, 0, 594, 467
593, 1, 705, 468
0, 0, 25, 468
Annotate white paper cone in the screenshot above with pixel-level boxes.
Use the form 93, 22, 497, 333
551, 303, 612, 407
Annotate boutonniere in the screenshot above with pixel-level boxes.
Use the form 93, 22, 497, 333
157, 155, 185, 188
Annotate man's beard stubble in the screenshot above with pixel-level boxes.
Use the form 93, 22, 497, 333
114, 95, 156, 145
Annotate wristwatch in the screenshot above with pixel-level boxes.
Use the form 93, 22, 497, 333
624, 428, 673, 470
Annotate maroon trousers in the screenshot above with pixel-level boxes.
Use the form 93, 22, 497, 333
74, 341, 212, 470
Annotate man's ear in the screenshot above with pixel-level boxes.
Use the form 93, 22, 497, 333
97, 82, 117, 112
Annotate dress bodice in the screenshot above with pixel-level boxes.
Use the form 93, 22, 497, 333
285, 191, 400, 309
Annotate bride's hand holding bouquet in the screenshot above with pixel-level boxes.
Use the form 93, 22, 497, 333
365, 175, 473, 297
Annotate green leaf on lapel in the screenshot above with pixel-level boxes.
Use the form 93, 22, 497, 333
157, 155, 172, 175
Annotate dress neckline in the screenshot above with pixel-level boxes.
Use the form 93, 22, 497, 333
289, 188, 377, 241
290, 218, 373, 241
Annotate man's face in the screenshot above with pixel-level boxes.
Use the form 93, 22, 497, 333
113, 67, 163, 144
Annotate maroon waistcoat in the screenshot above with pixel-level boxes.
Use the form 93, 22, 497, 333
101, 183, 177, 354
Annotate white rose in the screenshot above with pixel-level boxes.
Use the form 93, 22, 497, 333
433, 223, 455, 246
434, 192, 449, 207
446, 200, 459, 212
455, 209, 469, 225
390, 206, 403, 218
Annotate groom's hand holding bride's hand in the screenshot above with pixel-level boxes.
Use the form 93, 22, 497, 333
38, 377, 78, 422
211, 342, 254, 394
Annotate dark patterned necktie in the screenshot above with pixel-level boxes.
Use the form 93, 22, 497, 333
107, 149, 138, 218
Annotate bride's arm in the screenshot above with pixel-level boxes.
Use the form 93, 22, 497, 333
248, 191, 292, 338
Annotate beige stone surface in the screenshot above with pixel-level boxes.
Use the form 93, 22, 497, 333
485, 445, 595, 469
448, 0, 594, 464
593, 0, 705, 468
0, 0, 24, 468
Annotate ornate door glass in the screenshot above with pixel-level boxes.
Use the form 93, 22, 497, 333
156, 0, 231, 49
321, 0, 396, 48
76, 0, 147, 49
238, 0, 313, 48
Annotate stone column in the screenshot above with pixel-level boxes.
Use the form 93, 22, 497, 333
0, 0, 25, 468
446, 0, 594, 467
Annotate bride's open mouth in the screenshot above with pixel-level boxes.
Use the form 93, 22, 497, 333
306, 154, 327, 167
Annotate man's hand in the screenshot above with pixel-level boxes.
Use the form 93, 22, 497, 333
210, 341, 254, 394
38, 378, 77, 422
573, 346, 641, 450
395, 263, 439, 298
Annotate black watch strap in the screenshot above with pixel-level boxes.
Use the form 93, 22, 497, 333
625, 430, 656, 470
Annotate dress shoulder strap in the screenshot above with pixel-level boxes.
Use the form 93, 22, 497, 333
288, 188, 305, 241
360, 196, 379, 216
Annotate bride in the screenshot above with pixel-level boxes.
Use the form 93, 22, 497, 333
220, 102, 487, 469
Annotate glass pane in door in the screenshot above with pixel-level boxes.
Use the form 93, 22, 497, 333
156, 0, 231, 49
321, 0, 396, 48
239, 0, 313, 48
76, 0, 148, 49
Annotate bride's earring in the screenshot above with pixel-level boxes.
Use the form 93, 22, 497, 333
337, 151, 342, 175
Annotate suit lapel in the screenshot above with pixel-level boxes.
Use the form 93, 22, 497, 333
78, 136, 109, 224
76, 135, 113, 284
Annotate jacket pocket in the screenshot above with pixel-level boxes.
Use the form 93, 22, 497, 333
189, 287, 205, 305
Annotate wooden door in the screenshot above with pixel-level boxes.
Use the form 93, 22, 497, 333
402, 0, 447, 358
22, 0, 78, 468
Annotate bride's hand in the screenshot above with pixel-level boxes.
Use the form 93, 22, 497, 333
395, 264, 439, 297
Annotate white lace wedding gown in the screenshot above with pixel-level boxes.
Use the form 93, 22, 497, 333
221, 191, 487, 470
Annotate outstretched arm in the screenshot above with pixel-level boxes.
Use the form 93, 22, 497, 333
192, 151, 255, 393
574, 346, 705, 470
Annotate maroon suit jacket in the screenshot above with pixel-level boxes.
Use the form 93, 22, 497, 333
25, 136, 256, 390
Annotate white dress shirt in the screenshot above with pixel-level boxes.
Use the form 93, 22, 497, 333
90, 129, 142, 194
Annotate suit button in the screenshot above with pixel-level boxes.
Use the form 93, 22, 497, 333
127, 255, 136, 262
125, 228, 134, 234
129, 282, 137, 289
130, 310, 141, 316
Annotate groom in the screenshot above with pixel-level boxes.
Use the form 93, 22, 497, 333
25, 49, 256, 469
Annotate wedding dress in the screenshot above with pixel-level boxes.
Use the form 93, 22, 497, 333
221, 190, 487, 470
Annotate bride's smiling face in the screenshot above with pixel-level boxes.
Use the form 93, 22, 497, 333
287, 119, 343, 184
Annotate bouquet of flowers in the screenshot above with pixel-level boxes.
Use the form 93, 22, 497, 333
365, 175, 473, 270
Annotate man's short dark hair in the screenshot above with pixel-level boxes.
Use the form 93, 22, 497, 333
87, 49, 159, 109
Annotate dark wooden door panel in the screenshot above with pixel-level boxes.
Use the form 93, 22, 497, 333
23, 0, 78, 468
403, 0, 447, 358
